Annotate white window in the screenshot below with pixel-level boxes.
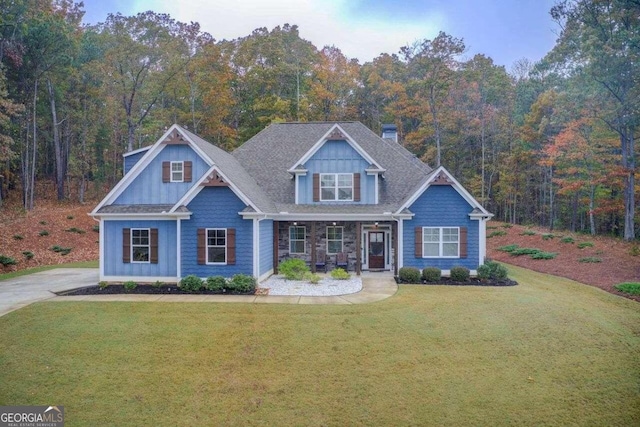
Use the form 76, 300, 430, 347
289, 226, 306, 254
320, 173, 353, 201
131, 229, 150, 263
206, 228, 227, 264
326, 226, 343, 254
423, 227, 459, 258
171, 161, 184, 182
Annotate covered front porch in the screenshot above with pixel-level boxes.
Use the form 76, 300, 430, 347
272, 220, 399, 275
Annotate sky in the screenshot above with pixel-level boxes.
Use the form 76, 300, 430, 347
80, 0, 560, 69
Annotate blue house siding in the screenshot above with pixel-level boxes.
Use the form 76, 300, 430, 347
403, 185, 480, 271
259, 219, 274, 276
123, 150, 148, 175
103, 220, 177, 277
299, 140, 376, 204
181, 186, 253, 278
115, 145, 209, 205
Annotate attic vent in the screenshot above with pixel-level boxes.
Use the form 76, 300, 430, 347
202, 171, 228, 187
163, 130, 187, 145
327, 128, 346, 140
431, 172, 454, 186
381, 124, 398, 142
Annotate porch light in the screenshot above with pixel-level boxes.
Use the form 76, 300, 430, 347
332, 222, 336, 226
293, 222, 297, 226
374, 222, 379, 228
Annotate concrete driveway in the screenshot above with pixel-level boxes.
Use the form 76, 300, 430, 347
0, 268, 98, 317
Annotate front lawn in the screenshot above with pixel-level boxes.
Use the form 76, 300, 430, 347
1, 265, 638, 426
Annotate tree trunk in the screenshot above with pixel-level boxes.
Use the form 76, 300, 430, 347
47, 78, 64, 200
621, 128, 635, 240
589, 184, 596, 236
429, 86, 441, 167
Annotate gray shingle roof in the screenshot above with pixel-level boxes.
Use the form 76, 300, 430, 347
97, 204, 190, 214
232, 122, 433, 212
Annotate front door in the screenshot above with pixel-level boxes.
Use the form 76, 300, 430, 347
368, 231, 385, 269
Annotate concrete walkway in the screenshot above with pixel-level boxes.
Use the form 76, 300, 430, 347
0, 269, 397, 317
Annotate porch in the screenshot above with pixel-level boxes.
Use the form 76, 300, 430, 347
273, 220, 398, 275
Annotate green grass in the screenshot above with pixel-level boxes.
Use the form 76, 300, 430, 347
0, 266, 639, 426
0, 260, 98, 281
615, 282, 640, 296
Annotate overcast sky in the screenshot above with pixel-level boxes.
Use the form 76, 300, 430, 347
81, 0, 559, 69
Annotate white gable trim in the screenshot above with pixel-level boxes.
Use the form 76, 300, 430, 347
288, 124, 384, 173
171, 165, 261, 213
395, 166, 492, 216
92, 124, 213, 214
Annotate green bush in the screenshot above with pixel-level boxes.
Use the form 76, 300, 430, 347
13, 234, 23, 240
398, 267, 421, 283
152, 280, 164, 288
510, 247, 541, 256
530, 251, 557, 260
179, 275, 204, 292
92, 225, 100, 233
497, 244, 519, 253
450, 266, 470, 282
630, 245, 640, 256
279, 258, 309, 280
123, 281, 137, 291
22, 251, 34, 260
227, 274, 256, 293
579, 257, 601, 263
0, 255, 17, 266
560, 236, 575, 244
206, 276, 227, 292
39, 220, 47, 225
67, 215, 74, 220
39, 230, 49, 236
501, 223, 513, 228
99, 281, 109, 290
486, 225, 498, 230
614, 282, 640, 295
520, 229, 536, 236
330, 268, 350, 280
50, 245, 72, 255
577, 242, 594, 249
303, 271, 322, 284
541, 233, 556, 240
422, 267, 441, 282
477, 261, 508, 280
65, 227, 86, 234
487, 230, 507, 238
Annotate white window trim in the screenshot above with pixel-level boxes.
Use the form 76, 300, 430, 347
422, 226, 460, 258
319, 173, 354, 202
170, 161, 184, 182
289, 226, 306, 254
131, 228, 151, 264
206, 228, 227, 265
326, 226, 343, 254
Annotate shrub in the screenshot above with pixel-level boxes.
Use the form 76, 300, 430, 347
501, 223, 513, 228
330, 268, 350, 280
398, 267, 421, 283
579, 257, 602, 263
487, 230, 507, 238
450, 266, 470, 282
541, 233, 555, 240
92, 225, 100, 233
152, 280, 164, 288
65, 227, 86, 234
279, 258, 309, 280
13, 234, 23, 240
22, 251, 34, 260
629, 245, 639, 256
123, 281, 137, 291
50, 245, 72, 255
520, 229, 536, 236
477, 261, 508, 280
206, 276, 227, 292
560, 236, 575, 244
99, 281, 109, 290
486, 225, 498, 230
510, 247, 541, 256
39, 230, 49, 236
39, 220, 47, 225
303, 272, 322, 284
577, 242, 594, 249
67, 215, 74, 220
422, 267, 441, 282
0, 255, 17, 266
497, 244, 519, 253
179, 275, 204, 292
530, 251, 557, 260
227, 274, 256, 293
614, 282, 640, 296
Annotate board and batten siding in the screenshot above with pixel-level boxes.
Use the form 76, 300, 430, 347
181, 186, 253, 277
259, 219, 274, 276
115, 145, 209, 205
298, 140, 376, 204
123, 150, 148, 175
103, 220, 177, 277
402, 185, 479, 270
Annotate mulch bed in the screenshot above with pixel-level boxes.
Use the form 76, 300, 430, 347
396, 277, 518, 286
57, 285, 254, 296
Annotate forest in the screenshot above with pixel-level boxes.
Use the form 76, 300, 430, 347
0, 0, 637, 240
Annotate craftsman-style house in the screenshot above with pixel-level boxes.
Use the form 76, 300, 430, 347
91, 122, 492, 282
